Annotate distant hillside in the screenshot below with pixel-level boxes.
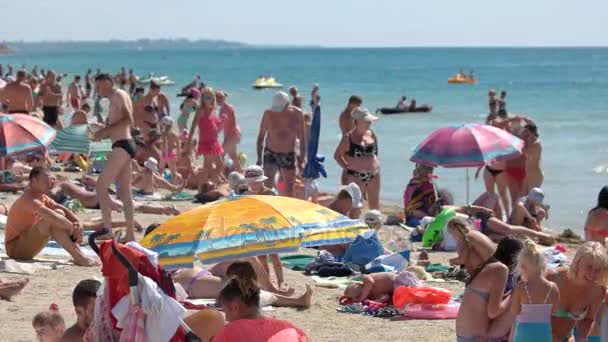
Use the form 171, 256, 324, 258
2, 39, 250, 52
0, 44, 12, 54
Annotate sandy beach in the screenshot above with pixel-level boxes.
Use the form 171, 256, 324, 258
0, 184, 580, 341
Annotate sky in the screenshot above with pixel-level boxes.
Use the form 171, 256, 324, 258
3, 0, 607, 47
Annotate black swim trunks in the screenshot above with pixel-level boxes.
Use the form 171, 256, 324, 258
263, 148, 296, 170
7, 110, 27, 114
42, 106, 59, 127
111, 139, 137, 159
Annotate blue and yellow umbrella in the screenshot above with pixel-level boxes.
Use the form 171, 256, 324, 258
141, 195, 368, 269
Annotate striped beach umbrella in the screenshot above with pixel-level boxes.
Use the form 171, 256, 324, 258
50, 125, 111, 155
0, 113, 56, 157
410, 123, 524, 202
140, 195, 368, 269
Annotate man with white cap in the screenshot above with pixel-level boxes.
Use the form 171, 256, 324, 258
508, 187, 547, 230
256, 91, 306, 197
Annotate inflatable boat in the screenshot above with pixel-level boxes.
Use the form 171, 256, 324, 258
376, 105, 433, 115
447, 74, 477, 84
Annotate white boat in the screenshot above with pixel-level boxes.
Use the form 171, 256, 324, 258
137, 75, 174, 86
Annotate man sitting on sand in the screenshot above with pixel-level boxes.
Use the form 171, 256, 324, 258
256, 91, 306, 197
62, 279, 101, 341
5, 167, 98, 266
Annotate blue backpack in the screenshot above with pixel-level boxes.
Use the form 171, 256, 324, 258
343, 230, 385, 266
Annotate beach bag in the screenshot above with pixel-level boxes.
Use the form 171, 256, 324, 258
342, 230, 384, 266
366, 250, 411, 273
393, 286, 452, 309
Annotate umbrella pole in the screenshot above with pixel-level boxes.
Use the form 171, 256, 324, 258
466, 168, 470, 205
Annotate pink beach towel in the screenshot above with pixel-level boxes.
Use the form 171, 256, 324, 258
118, 305, 146, 342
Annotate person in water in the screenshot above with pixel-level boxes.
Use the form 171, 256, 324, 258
545, 242, 608, 341
217, 91, 242, 172
256, 91, 307, 197
450, 217, 511, 341
178, 87, 199, 131
92, 73, 136, 241
584, 186, 608, 243
289, 87, 303, 109
497, 90, 508, 117
334, 107, 381, 209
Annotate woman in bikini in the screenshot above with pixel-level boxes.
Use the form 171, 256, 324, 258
178, 87, 199, 131
475, 161, 510, 220
217, 91, 242, 172
334, 107, 381, 209
448, 217, 511, 341
585, 186, 608, 243
188, 87, 226, 194
546, 242, 608, 341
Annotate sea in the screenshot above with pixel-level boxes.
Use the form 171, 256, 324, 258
2, 47, 608, 232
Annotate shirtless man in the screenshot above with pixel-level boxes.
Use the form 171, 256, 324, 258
118, 67, 128, 90
38, 70, 63, 128
69, 102, 90, 126
310, 84, 320, 111
128, 69, 138, 95
288, 87, 302, 109
339, 95, 362, 134
4, 167, 97, 266
256, 91, 306, 197
84, 69, 92, 98
92, 73, 136, 241
0, 70, 33, 113
67, 76, 82, 112
522, 122, 543, 191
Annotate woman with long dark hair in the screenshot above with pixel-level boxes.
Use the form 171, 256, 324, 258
584, 186, 608, 243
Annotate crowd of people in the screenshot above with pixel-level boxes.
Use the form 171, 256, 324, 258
1, 64, 608, 341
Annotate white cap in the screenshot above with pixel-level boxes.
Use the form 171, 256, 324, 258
364, 210, 383, 226
243, 165, 268, 183
228, 171, 245, 190
351, 107, 378, 122
161, 116, 174, 127
527, 187, 544, 205
340, 182, 363, 209
271, 91, 290, 112
143, 157, 158, 172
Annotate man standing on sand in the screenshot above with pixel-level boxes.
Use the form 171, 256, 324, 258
339, 95, 362, 134
38, 70, 63, 128
4, 167, 98, 266
84, 69, 92, 99
67, 76, 82, 112
257, 91, 306, 197
92, 73, 136, 242
0, 70, 33, 113
288, 87, 303, 109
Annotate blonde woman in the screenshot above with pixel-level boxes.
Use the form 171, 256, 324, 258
188, 87, 225, 193
546, 242, 608, 341
509, 239, 559, 341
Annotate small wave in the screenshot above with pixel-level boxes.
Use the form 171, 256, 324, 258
593, 165, 608, 174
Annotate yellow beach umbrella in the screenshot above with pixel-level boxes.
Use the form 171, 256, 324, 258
141, 195, 368, 269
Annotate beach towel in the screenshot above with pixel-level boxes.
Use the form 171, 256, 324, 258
280, 255, 315, 271
133, 192, 194, 202
0, 259, 54, 275
403, 179, 436, 220
311, 275, 359, 289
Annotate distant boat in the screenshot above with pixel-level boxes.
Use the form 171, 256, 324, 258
252, 77, 283, 89
448, 73, 477, 84
137, 75, 175, 86
376, 104, 433, 115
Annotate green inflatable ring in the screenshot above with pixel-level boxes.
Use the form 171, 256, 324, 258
422, 208, 456, 247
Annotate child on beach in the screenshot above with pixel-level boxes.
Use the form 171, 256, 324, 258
132, 157, 184, 196
32, 306, 65, 342
159, 116, 181, 184
509, 239, 559, 342
177, 134, 198, 190
62, 279, 101, 341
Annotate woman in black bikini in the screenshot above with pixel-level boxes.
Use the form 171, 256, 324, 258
475, 160, 510, 220
334, 107, 381, 209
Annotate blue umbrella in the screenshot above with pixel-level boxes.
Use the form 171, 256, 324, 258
303, 105, 326, 180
